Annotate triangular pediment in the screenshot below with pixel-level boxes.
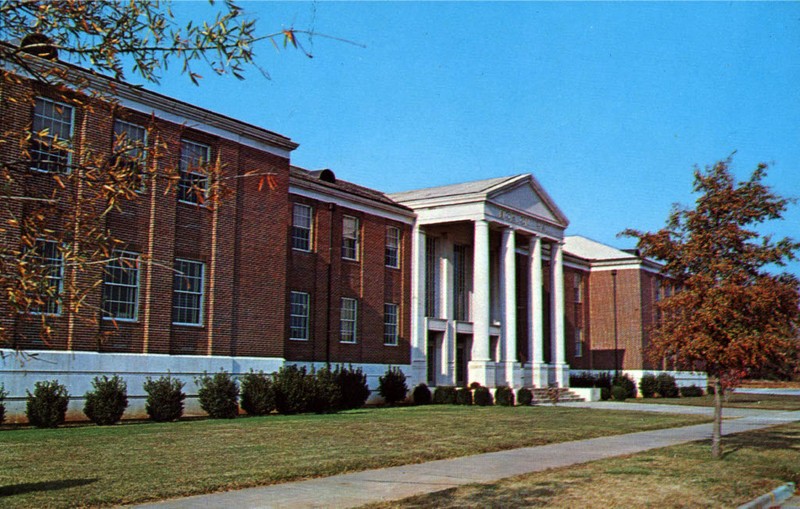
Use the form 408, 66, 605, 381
488, 178, 569, 227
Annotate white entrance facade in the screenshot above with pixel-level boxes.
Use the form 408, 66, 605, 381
391, 174, 571, 389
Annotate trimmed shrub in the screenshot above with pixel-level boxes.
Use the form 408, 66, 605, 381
309, 367, 342, 413
613, 374, 637, 399
707, 384, 716, 396
84, 375, 128, 425
26, 380, 69, 428
639, 373, 658, 398
495, 385, 515, 406
273, 365, 313, 415
433, 386, 458, 405
655, 373, 679, 398
610, 385, 627, 401
412, 383, 432, 405
379, 367, 408, 405
473, 386, 493, 406
517, 387, 533, 406
571, 371, 615, 400
240, 370, 274, 416
144, 375, 185, 422
680, 385, 704, 398
469, 381, 482, 391
196, 371, 239, 419
0, 384, 7, 425
456, 387, 473, 405
335, 365, 370, 410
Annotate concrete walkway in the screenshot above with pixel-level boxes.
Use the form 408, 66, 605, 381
134, 404, 800, 509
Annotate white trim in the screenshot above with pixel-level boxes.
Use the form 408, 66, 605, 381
291, 203, 314, 252
290, 184, 414, 225
289, 291, 310, 341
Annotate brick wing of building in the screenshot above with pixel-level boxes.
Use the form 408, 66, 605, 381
0, 52, 705, 422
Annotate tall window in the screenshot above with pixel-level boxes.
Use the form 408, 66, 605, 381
289, 291, 310, 340
29, 240, 64, 315
178, 140, 210, 204
172, 259, 205, 326
342, 216, 360, 260
575, 327, 583, 357
573, 273, 584, 303
31, 97, 74, 173
340, 298, 358, 343
385, 226, 400, 268
453, 244, 470, 321
102, 251, 140, 321
384, 303, 399, 346
424, 236, 438, 317
112, 119, 148, 190
291, 204, 313, 251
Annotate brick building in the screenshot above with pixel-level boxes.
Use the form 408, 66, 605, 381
1, 54, 703, 421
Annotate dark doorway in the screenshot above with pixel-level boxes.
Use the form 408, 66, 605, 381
456, 334, 471, 386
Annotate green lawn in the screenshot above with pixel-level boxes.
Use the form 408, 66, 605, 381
372, 421, 800, 508
1, 405, 709, 508
630, 392, 800, 411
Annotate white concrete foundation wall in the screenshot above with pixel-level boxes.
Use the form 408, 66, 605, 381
0, 349, 410, 423
571, 369, 708, 397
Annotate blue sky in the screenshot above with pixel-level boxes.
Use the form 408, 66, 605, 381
156, 1, 799, 275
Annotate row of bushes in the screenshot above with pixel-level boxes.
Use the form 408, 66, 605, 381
569, 372, 637, 401
411, 383, 535, 407
4, 365, 374, 428
570, 372, 706, 401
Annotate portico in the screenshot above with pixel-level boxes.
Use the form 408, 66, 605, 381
391, 174, 570, 389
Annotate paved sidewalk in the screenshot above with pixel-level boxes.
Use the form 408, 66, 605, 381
134, 405, 800, 509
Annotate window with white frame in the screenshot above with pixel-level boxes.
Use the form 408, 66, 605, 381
385, 226, 400, 268
112, 119, 148, 190
29, 239, 64, 315
575, 326, 583, 357
453, 243, 470, 321
289, 291, 310, 340
340, 297, 358, 343
291, 204, 313, 251
384, 303, 399, 345
177, 140, 210, 204
102, 251, 140, 321
342, 216, 360, 260
31, 97, 74, 173
573, 273, 584, 303
172, 259, 205, 326
424, 236, 438, 317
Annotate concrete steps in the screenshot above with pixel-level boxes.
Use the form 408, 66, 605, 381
528, 388, 585, 404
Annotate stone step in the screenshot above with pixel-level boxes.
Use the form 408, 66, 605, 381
527, 388, 585, 404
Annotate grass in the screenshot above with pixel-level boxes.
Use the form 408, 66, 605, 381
631, 392, 800, 411
371, 421, 800, 509
0, 405, 709, 508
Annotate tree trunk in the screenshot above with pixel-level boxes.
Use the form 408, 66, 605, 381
711, 378, 723, 459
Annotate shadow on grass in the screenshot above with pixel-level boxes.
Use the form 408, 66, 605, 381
724, 427, 800, 452
0, 478, 98, 497
396, 482, 566, 508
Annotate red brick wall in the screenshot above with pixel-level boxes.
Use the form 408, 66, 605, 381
1, 75, 291, 359
587, 268, 650, 370
285, 195, 411, 366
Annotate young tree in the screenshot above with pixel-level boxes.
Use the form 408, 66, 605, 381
0, 1, 313, 348
624, 158, 800, 459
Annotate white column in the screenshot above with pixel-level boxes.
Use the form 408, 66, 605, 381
528, 235, 548, 387
469, 219, 495, 386
440, 236, 455, 386
500, 227, 520, 387
551, 241, 569, 387
409, 224, 427, 386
